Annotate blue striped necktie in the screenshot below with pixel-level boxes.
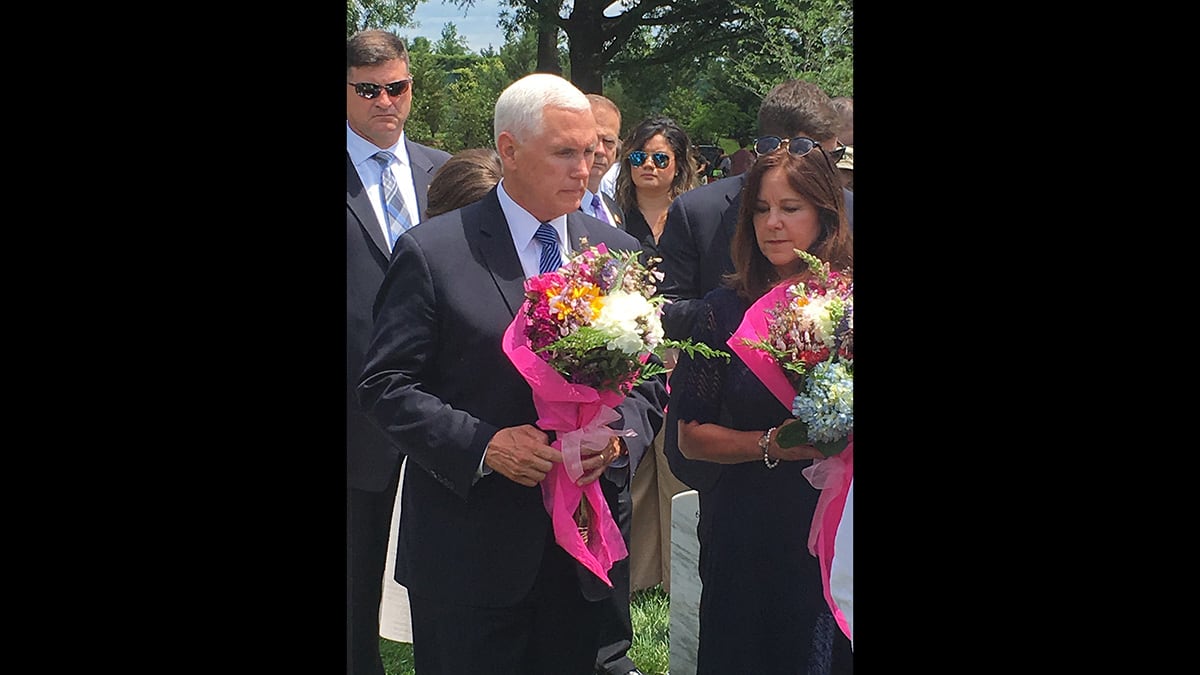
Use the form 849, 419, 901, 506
534, 222, 563, 274
372, 151, 412, 248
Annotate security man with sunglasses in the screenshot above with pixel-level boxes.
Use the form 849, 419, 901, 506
346, 29, 451, 675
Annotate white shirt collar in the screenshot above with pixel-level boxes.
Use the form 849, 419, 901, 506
346, 122, 410, 168
582, 188, 600, 216
497, 180, 568, 264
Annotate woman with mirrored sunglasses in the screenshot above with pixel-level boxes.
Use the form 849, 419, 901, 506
669, 139, 853, 675
613, 116, 698, 257
610, 115, 700, 600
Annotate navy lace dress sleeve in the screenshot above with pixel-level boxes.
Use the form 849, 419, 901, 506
669, 286, 844, 675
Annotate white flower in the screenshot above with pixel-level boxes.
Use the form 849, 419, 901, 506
800, 295, 837, 347
643, 310, 664, 351
594, 289, 655, 354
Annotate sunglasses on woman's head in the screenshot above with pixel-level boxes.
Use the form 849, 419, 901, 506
348, 78, 412, 99
628, 150, 671, 169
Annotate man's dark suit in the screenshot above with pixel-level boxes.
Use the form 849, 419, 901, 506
655, 175, 853, 491
357, 188, 667, 671
598, 191, 624, 232
584, 195, 642, 675
346, 139, 449, 675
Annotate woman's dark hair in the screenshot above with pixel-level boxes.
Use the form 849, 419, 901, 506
425, 148, 503, 218
727, 144, 852, 301
612, 116, 698, 213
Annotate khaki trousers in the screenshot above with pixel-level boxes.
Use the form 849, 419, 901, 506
629, 427, 690, 593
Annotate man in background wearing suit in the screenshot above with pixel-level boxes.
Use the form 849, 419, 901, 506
584, 94, 647, 675
345, 29, 451, 675
357, 73, 667, 674
654, 77, 855, 671
584, 94, 625, 232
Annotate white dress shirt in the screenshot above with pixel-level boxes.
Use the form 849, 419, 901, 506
496, 180, 569, 279
598, 163, 620, 199
346, 123, 421, 250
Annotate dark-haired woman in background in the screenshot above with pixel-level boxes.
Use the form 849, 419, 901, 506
424, 147, 503, 218
613, 117, 701, 599
613, 116, 699, 259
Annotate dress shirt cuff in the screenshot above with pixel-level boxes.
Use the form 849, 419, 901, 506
473, 451, 493, 485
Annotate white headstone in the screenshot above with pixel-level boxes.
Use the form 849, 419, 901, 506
669, 489, 702, 675
379, 459, 413, 643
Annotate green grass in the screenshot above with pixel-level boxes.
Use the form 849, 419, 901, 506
628, 585, 671, 674
380, 638, 414, 675
380, 584, 672, 675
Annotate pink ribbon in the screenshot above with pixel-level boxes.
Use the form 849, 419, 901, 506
726, 281, 798, 410
501, 307, 632, 586
559, 405, 637, 481
803, 439, 853, 640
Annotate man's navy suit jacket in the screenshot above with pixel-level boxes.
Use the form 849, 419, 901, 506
357, 188, 668, 605
347, 139, 451, 492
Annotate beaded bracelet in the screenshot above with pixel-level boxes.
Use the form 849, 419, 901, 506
759, 426, 779, 469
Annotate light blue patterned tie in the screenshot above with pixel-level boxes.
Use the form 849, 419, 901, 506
534, 222, 563, 274
372, 151, 412, 248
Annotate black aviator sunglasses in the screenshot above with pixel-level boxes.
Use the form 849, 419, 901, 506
348, 79, 413, 99
753, 136, 838, 173
628, 150, 671, 169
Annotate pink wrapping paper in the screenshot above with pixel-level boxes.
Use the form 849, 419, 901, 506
501, 307, 631, 587
727, 282, 797, 410
803, 439, 853, 640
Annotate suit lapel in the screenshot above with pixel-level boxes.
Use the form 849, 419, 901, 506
601, 193, 626, 231
346, 152, 390, 257
565, 212, 593, 254
473, 190, 529, 318
474, 197, 615, 318
716, 175, 745, 277
406, 139, 436, 221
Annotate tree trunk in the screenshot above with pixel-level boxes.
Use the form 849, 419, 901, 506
566, 24, 603, 93
536, 24, 561, 75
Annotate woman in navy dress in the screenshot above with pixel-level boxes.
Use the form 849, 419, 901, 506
670, 137, 854, 675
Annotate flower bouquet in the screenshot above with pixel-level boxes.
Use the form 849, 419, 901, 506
729, 249, 853, 456
501, 239, 727, 585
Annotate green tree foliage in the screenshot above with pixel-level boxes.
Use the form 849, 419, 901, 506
440, 59, 511, 151
403, 28, 516, 151
497, 28, 542, 82
433, 22, 471, 56
403, 39, 447, 145
719, 0, 854, 98
349, 1, 851, 152
347, 0, 423, 37
495, 0, 759, 94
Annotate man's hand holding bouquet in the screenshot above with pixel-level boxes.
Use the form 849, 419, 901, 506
502, 239, 727, 586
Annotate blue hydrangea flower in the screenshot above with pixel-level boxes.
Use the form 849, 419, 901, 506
791, 359, 854, 442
